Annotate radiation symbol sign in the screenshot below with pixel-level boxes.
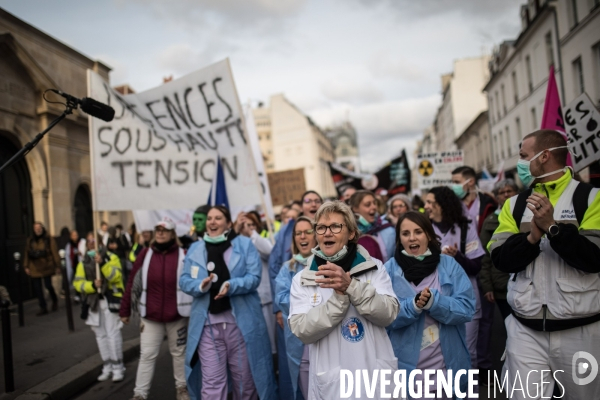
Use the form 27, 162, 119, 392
418, 160, 434, 177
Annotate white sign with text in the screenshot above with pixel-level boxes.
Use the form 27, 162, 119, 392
416, 151, 464, 190
564, 93, 600, 172
87, 59, 262, 211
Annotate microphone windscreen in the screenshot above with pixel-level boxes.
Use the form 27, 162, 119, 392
80, 97, 115, 122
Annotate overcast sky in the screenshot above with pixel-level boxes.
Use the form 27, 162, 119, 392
1, 0, 523, 172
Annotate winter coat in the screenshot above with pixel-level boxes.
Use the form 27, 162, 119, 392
24, 232, 60, 278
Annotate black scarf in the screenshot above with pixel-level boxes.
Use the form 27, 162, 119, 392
206, 231, 237, 314
313, 242, 358, 273
394, 245, 440, 286
153, 239, 176, 253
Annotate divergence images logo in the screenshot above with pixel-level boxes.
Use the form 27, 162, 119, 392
572, 351, 598, 386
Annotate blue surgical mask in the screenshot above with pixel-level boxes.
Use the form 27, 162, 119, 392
312, 245, 348, 262
203, 230, 229, 244
87, 250, 96, 258
450, 178, 471, 199
293, 253, 308, 266
517, 146, 568, 187
401, 248, 432, 261
494, 208, 502, 216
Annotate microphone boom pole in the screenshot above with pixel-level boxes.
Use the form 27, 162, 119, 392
0, 89, 114, 175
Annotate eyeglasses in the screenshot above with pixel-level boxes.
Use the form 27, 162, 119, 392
393, 203, 408, 209
294, 229, 314, 237
303, 198, 322, 205
315, 223, 345, 235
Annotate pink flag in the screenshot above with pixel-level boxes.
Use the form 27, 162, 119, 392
540, 65, 573, 166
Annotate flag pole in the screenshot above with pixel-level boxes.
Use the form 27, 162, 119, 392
226, 59, 276, 243
87, 69, 102, 293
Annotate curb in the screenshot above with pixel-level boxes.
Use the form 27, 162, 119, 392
11, 337, 140, 400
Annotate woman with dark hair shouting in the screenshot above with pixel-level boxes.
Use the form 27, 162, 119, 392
384, 211, 475, 398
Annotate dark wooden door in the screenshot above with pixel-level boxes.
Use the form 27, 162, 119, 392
0, 133, 34, 301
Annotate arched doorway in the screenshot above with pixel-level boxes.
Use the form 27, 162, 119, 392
74, 184, 93, 239
0, 133, 34, 300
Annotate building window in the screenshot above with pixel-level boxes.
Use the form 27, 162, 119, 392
506, 126, 512, 157
494, 135, 499, 162
526, 55, 534, 93
545, 32, 555, 69
500, 131, 506, 160
495, 91, 501, 120
572, 57, 585, 95
512, 71, 519, 104
516, 117, 522, 140
531, 107, 538, 130
568, 0, 579, 28
501, 84, 507, 115
489, 96, 495, 124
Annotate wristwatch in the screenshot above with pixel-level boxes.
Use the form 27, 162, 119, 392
547, 223, 560, 238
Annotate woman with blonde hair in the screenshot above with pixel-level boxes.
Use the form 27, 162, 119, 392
289, 201, 398, 399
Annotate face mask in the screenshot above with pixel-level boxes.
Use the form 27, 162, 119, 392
293, 253, 309, 266
203, 230, 229, 244
312, 245, 348, 262
401, 248, 432, 261
517, 146, 568, 187
87, 250, 96, 258
494, 208, 502, 216
450, 178, 472, 199
357, 215, 372, 233
193, 213, 207, 233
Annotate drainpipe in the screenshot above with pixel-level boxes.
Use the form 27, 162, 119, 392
550, 1, 566, 103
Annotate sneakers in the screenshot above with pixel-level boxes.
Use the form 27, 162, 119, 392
112, 365, 126, 382
97, 369, 112, 381
176, 386, 190, 400
112, 368, 125, 382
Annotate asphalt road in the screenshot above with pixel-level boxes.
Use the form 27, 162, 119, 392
70, 301, 511, 400
70, 337, 176, 400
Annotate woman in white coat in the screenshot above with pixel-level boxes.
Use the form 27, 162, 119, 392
289, 200, 399, 400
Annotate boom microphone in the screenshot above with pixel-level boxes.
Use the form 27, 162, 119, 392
50, 89, 115, 122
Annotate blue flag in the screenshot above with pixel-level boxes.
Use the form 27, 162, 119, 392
207, 157, 230, 209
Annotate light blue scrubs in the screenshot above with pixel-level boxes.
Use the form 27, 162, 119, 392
179, 236, 278, 400
384, 254, 476, 397
275, 260, 306, 400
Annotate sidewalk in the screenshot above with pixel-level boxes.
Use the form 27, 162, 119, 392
0, 298, 141, 400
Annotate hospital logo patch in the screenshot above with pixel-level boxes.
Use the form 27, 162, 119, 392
341, 317, 365, 343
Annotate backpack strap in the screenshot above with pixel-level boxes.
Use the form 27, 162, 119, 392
573, 182, 594, 226
460, 220, 470, 254
512, 189, 533, 229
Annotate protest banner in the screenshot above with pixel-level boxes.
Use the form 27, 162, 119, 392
416, 150, 464, 189
540, 65, 573, 167
564, 93, 600, 172
329, 162, 379, 197
87, 59, 262, 211
267, 168, 306, 206
375, 149, 411, 195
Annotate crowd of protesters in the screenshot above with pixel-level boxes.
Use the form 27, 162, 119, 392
21, 129, 600, 399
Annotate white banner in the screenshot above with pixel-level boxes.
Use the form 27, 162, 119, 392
133, 209, 193, 237
87, 59, 262, 211
244, 105, 274, 221
564, 93, 600, 172
416, 151, 464, 190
